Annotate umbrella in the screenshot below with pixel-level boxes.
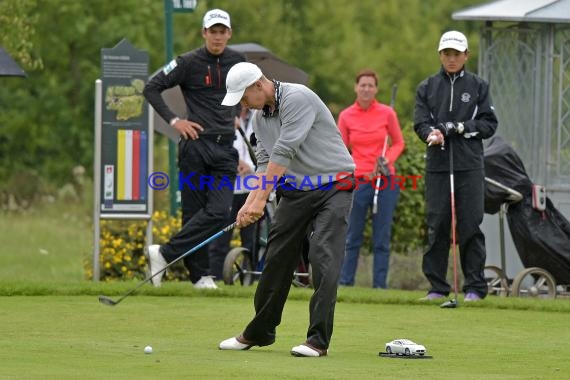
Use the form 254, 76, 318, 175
229, 43, 308, 85
0, 47, 27, 77
152, 43, 309, 142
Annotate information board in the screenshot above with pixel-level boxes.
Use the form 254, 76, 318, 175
99, 39, 150, 215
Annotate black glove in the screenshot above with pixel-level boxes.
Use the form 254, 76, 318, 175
375, 157, 390, 177
436, 122, 464, 136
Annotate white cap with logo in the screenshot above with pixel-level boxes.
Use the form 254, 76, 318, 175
222, 62, 263, 106
438, 31, 468, 52
203, 9, 231, 29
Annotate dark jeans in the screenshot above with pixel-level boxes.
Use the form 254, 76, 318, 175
423, 169, 488, 298
160, 137, 238, 283
242, 178, 354, 350
208, 192, 256, 280
340, 177, 400, 288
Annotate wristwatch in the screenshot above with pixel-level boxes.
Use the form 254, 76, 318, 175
456, 122, 465, 134
169, 117, 180, 127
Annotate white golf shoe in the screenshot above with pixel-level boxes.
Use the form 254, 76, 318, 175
193, 275, 218, 290
145, 245, 166, 287
218, 336, 253, 350
290, 343, 327, 357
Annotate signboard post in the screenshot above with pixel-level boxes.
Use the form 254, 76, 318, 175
93, 39, 153, 281
164, 0, 197, 215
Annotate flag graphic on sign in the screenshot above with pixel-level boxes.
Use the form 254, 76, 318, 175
117, 129, 147, 200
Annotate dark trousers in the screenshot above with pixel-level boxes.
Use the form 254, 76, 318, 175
423, 169, 488, 297
242, 180, 354, 350
208, 192, 256, 280
160, 138, 238, 283
340, 177, 400, 288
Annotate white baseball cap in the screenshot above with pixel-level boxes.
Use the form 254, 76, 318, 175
203, 9, 231, 29
222, 62, 263, 106
438, 31, 468, 52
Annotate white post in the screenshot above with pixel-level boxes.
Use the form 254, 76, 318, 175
93, 79, 103, 281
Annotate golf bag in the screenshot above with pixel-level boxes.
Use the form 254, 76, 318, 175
483, 136, 570, 284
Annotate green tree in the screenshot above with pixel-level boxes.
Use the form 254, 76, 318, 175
0, 0, 486, 253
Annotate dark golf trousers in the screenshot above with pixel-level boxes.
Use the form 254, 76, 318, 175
160, 137, 238, 283
242, 180, 353, 350
423, 169, 488, 298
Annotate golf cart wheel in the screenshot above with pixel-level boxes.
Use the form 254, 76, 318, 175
293, 263, 313, 288
222, 247, 254, 286
386, 347, 392, 354
484, 265, 509, 297
405, 348, 410, 356
511, 267, 557, 299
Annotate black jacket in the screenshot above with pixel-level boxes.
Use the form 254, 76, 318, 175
143, 46, 245, 136
414, 66, 498, 172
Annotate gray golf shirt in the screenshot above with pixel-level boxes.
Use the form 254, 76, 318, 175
253, 82, 355, 189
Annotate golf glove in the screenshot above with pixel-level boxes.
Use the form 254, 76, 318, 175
437, 122, 464, 136
374, 157, 390, 177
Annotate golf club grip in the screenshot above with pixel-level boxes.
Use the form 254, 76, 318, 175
237, 126, 257, 166
390, 84, 398, 109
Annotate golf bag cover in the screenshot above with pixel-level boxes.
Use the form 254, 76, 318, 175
483, 135, 532, 214
484, 135, 570, 284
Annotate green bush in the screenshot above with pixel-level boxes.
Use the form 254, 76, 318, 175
391, 121, 426, 254
86, 210, 187, 281
85, 210, 244, 282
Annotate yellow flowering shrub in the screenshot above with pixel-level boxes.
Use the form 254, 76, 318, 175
86, 210, 188, 281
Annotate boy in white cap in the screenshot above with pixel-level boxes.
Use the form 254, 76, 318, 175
218, 62, 355, 357
414, 31, 498, 303
143, 10, 245, 289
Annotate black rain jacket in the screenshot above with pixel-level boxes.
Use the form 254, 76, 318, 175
143, 46, 245, 136
414, 66, 498, 172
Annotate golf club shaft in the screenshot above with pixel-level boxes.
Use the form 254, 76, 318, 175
237, 126, 257, 166
390, 84, 398, 109
373, 135, 390, 214
100, 222, 236, 305
373, 86, 397, 214
372, 177, 380, 214
449, 139, 459, 302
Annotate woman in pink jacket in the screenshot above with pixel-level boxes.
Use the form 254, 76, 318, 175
338, 69, 405, 288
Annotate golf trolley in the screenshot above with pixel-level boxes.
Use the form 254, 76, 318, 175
483, 136, 570, 299
221, 192, 312, 288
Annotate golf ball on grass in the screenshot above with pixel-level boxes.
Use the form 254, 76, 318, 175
144, 345, 153, 354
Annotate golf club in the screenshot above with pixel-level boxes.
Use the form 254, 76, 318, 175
372, 135, 389, 214
98, 222, 236, 306
441, 138, 459, 308
237, 125, 257, 167
372, 84, 398, 214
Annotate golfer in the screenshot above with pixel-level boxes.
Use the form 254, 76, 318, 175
414, 31, 498, 302
142, 9, 244, 289
218, 62, 355, 357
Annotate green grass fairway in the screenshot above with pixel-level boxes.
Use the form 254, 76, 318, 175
1, 207, 569, 379
1, 292, 569, 380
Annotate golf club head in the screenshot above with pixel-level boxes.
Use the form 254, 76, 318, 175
98, 295, 118, 306
440, 298, 458, 309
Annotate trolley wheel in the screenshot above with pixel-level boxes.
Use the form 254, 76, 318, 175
511, 267, 557, 299
292, 263, 313, 288
484, 265, 509, 297
222, 247, 254, 286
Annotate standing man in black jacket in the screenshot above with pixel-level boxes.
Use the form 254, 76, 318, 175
143, 9, 245, 289
414, 31, 498, 302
